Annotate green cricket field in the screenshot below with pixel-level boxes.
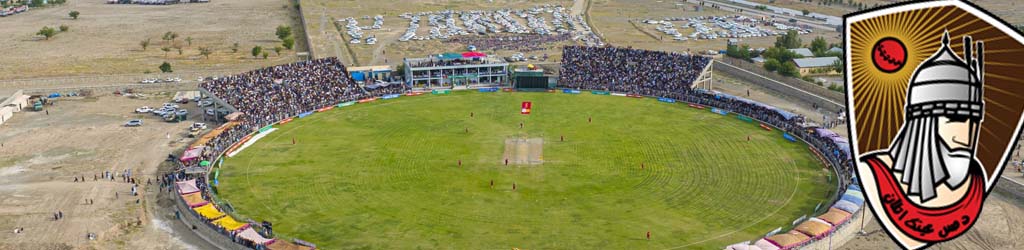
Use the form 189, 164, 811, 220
217, 91, 835, 249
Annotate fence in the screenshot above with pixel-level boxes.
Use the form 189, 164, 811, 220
716, 57, 845, 111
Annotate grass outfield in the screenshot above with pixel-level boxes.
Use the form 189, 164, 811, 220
218, 91, 835, 249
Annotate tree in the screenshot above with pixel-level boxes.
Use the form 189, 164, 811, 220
774, 30, 802, 49
177, 47, 183, 55
29, 0, 42, 7
161, 47, 171, 58
69, 11, 79, 20
251, 45, 262, 59
262, 51, 269, 59
170, 32, 179, 43
59, 25, 69, 32
159, 62, 173, 73
779, 61, 801, 77
802, 9, 810, 16
185, 36, 193, 47
37, 26, 57, 40
232, 42, 240, 53
764, 58, 781, 72
282, 37, 295, 50
140, 39, 151, 51
162, 31, 174, 43
199, 47, 213, 59
810, 36, 829, 56
273, 46, 283, 56
831, 58, 845, 73
275, 25, 292, 40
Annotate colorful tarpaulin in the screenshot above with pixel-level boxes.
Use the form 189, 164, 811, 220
238, 227, 276, 245
193, 203, 226, 220
461, 51, 486, 58
176, 179, 200, 194
754, 238, 781, 250
267, 240, 316, 250
181, 192, 208, 207
794, 218, 833, 237
764, 230, 810, 249
816, 208, 852, 226
180, 147, 204, 161
437, 52, 463, 60
833, 200, 860, 213
212, 216, 249, 232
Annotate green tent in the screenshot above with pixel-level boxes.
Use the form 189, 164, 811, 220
200, 160, 211, 167
437, 52, 463, 60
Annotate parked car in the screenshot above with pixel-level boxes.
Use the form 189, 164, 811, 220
176, 109, 188, 116
154, 107, 175, 116
198, 100, 213, 107
135, 106, 153, 113
162, 103, 179, 109
205, 108, 216, 116
125, 119, 143, 127
191, 122, 207, 130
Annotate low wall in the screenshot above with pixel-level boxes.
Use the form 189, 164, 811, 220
714, 59, 845, 112
170, 191, 250, 250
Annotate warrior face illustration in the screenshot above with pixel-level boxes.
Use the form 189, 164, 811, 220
889, 31, 984, 204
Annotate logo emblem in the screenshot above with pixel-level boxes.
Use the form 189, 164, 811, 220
845, 0, 1024, 248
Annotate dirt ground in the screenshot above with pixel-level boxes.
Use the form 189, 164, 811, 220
839, 191, 1024, 250
0, 0, 305, 81
0, 93, 220, 250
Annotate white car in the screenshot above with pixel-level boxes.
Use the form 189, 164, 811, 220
175, 109, 189, 116
191, 122, 207, 130
135, 106, 153, 113
198, 100, 213, 107
206, 108, 216, 116
162, 103, 179, 109
125, 120, 143, 127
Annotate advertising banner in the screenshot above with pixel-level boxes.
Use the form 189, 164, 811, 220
432, 89, 451, 94
337, 101, 356, 107
688, 103, 704, 109
357, 98, 377, 103
783, 133, 797, 142
626, 94, 644, 98
590, 90, 610, 95
711, 108, 729, 115
521, 101, 532, 115
737, 115, 754, 123
405, 92, 424, 96
316, 106, 333, 112
382, 94, 400, 99
562, 89, 581, 94
478, 88, 499, 93
657, 97, 676, 103
610, 92, 627, 97
297, 111, 314, 118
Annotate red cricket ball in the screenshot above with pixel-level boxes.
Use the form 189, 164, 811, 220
872, 37, 907, 73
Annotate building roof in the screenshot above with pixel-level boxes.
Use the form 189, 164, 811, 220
793, 57, 839, 68
751, 56, 766, 63
828, 47, 843, 53
348, 65, 392, 72
788, 48, 814, 57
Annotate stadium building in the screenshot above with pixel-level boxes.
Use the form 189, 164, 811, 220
403, 52, 509, 88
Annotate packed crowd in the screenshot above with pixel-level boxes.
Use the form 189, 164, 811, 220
447, 33, 572, 52
200, 57, 363, 128
560, 46, 712, 93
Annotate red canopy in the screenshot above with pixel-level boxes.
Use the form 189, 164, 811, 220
462, 52, 487, 58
